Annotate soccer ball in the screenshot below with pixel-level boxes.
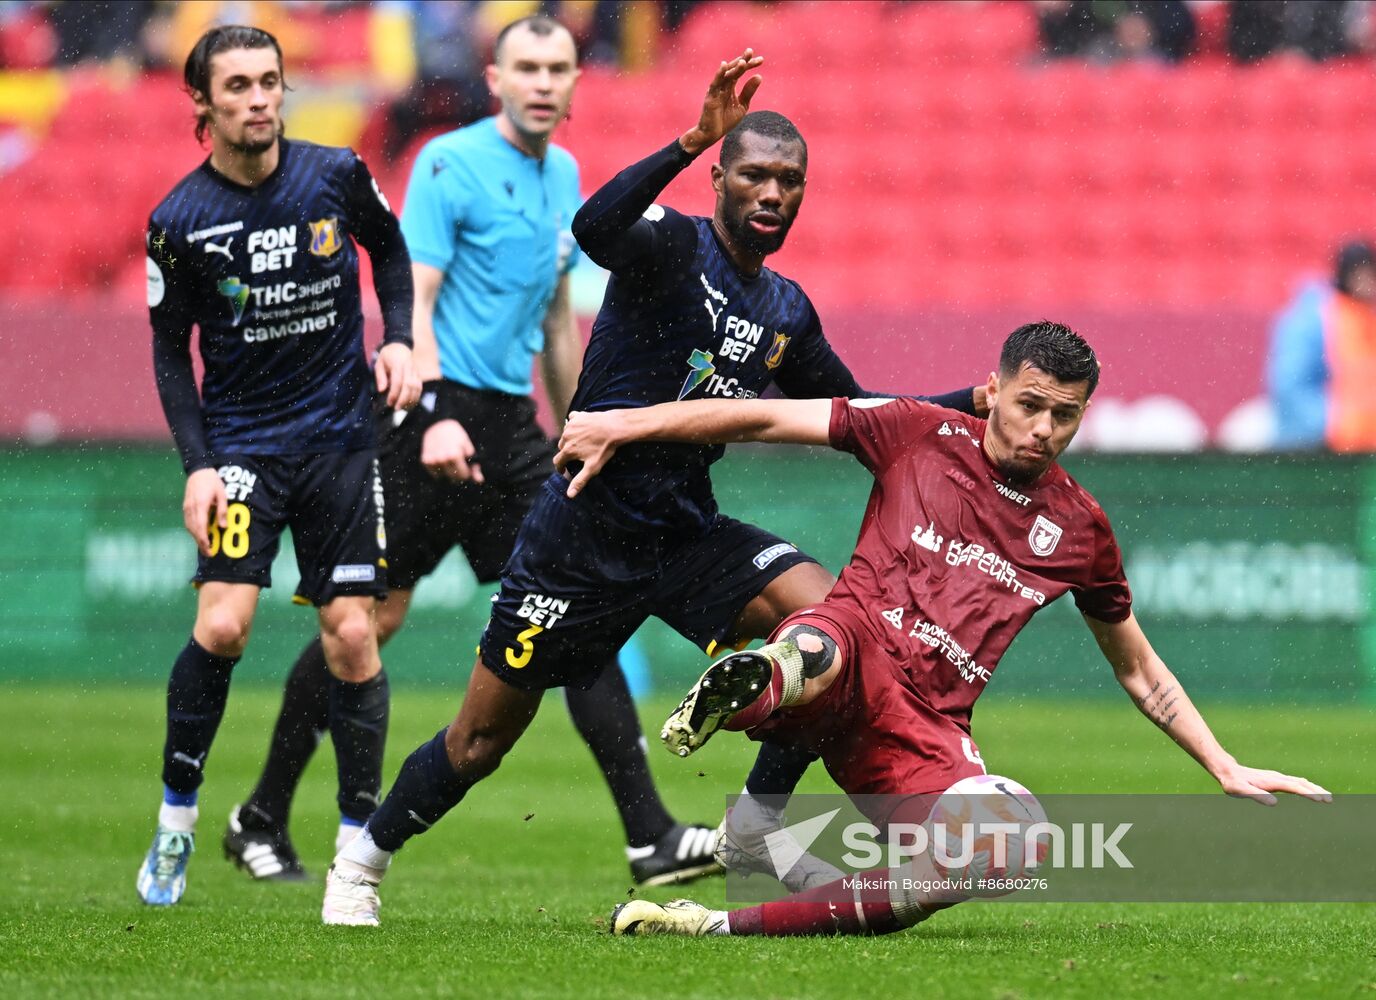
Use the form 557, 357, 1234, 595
924, 773, 1049, 897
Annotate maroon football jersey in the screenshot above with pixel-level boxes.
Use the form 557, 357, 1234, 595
825, 397, 1132, 728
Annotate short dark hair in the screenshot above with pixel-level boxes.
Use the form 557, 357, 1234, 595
184, 25, 284, 143
720, 110, 807, 169
1334, 240, 1375, 295
493, 15, 576, 64
999, 321, 1100, 398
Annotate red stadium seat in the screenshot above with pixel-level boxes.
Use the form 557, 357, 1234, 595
3, 10, 1373, 311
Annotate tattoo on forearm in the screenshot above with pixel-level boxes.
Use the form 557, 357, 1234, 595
1135, 681, 1179, 731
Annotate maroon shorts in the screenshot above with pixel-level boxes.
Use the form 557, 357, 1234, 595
748, 602, 988, 804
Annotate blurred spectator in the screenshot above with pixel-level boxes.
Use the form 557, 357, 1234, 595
1035, 0, 1108, 59
376, 1, 652, 160
45, 0, 155, 67
379, 0, 491, 161
1036, 0, 1195, 63
1269, 241, 1376, 451
1228, 0, 1357, 62
663, 1, 705, 32
475, 1, 625, 65
1114, 1, 1195, 62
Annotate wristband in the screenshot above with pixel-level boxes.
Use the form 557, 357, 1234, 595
419, 379, 464, 426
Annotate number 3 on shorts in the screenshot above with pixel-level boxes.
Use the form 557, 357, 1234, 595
505, 624, 544, 670
207, 502, 251, 559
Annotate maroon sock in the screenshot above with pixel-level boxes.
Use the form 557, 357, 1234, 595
722, 661, 785, 732
726, 869, 910, 936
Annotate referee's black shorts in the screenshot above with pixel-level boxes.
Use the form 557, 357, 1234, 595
378, 383, 553, 589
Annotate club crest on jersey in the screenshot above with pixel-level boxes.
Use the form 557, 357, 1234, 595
308, 218, 343, 258
217, 276, 250, 326
1028, 514, 1063, 557
678, 349, 716, 400
763, 332, 791, 370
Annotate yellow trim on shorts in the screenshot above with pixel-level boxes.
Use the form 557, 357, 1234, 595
291, 595, 311, 606
704, 637, 750, 659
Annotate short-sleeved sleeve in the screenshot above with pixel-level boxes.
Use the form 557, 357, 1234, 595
828, 396, 942, 474
401, 141, 472, 270
1073, 513, 1133, 623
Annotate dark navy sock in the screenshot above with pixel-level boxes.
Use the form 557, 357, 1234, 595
565, 665, 675, 848
744, 740, 817, 799
162, 637, 239, 795
329, 670, 390, 824
244, 635, 330, 828
366, 727, 469, 852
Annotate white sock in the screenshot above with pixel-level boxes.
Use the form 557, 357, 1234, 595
729, 786, 786, 834
335, 821, 364, 854
713, 911, 733, 935
158, 802, 198, 833
335, 825, 391, 879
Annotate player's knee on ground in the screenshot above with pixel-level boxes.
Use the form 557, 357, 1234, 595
193, 605, 254, 657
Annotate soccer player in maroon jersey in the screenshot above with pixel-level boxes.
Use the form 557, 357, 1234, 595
555, 320, 1331, 938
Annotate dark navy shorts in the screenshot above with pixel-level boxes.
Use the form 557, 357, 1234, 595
379, 386, 553, 588
193, 449, 387, 606
480, 474, 818, 691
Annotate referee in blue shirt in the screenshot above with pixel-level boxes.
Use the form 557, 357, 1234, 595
231, 15, 718, 892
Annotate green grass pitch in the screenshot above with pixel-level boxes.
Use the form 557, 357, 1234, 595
2, 683, 1372, 998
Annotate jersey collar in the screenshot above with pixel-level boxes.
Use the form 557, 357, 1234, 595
200, 137, 292, 195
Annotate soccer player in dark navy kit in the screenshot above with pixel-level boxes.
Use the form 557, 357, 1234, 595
322, 50, 981, 925
556, 322, 1332, 938
136, 25, 420, 905
229, 15, 719, 889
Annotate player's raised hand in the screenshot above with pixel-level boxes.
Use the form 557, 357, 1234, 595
1217, 763, 1332, 806
422, 419, 484, 483
183, 467, 228, 557
376, 342, 423, 410
680, 49, 764, 156
555, 410, 625, 498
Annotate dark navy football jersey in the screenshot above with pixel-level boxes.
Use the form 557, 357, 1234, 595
569, 138, 977, 533
147, 138, 411, 468
570, 206, 856, 531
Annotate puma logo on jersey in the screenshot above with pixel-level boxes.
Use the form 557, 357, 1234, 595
202, 237, 234, 261
700, 272, 728, 331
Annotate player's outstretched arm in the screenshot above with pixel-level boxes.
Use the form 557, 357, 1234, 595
571, 50, 762, 272
556, 398, 830, 497
1084, 612, 1332, 805
679, 49, 764, 157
